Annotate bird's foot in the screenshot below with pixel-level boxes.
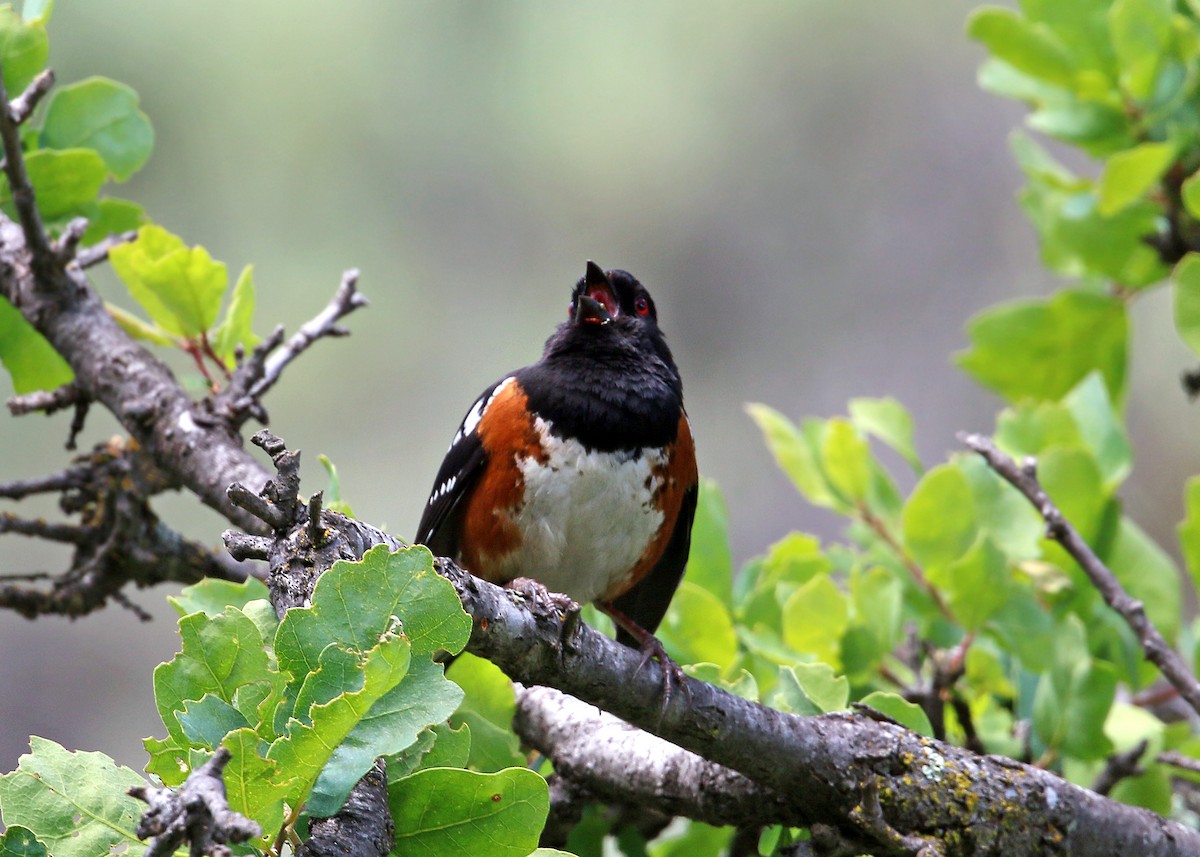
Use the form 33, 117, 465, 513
505, 578, 580, 652
632, 633, 691, 722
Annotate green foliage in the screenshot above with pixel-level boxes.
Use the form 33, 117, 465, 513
8, 2, 1200, 855
389, 767, 548, 856
0, 738, 145, 857
0, 295, 71, 393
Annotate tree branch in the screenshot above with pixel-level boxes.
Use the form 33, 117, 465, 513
225, 434, 1200, 857
129, 747, 261, 857
513, 684, 808, 830
961, 432, 1200, 718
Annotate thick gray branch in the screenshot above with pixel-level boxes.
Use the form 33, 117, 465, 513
226, 442, 1200, 857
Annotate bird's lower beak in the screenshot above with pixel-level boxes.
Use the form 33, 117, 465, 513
574, 292, 614, 326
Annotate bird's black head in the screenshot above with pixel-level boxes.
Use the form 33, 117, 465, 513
548, 261, 673, 370
569, 260, 659, 328
524, 261, 683, 450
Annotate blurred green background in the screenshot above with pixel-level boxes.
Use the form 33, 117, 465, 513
1, 1, 1196, 775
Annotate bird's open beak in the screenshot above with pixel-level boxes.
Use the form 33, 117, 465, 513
574, 260, 617, 326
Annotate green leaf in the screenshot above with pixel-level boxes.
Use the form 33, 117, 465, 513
0, 827, 47, 857
221, 728, 286, 852
857, 691, 935, 737
1038, 445, 1107, 541
2, 148, 107, 221
210, 264, 259, 367
957, 289, 1128, 404
0, 7, 47, 96
1182, 171, 1200, 220
40, 77, 153, 181
0, 737, 144, 857
108, 224, 228, 337
276, 545, 470, 665
781, 576, 849, 667
1178, 476, 1200, 596
80, 197, 144, 245
1061, 372, 1131, 490
177, 694, 251, 749
307, 657, 463, 817
1107, 516, 1180, 642
683, 479, 733, 602
820, 418, 871, 505
318, 453, 355, 517
926, 537, 1012, 631
901, 464, 978, 570
0, 296, 72, 393
390, 721, 472, 777
657, 581, 738, 669
1173, 253, 1200, 357
849, 396, 922, 473
105, 302, 174, 346
1109, 0, 1173, 99
1026, 102, 1133, 156
967, 7, 1075, 86
265, 546, 469, 815
959, 454, 1043, 563
153, 607, 275, 747
685, 663, 759, 701
168, 575, 271, 618
1010, 130, 1080, 188
267, 631, 413, 816
21, 0, 51, 24
1020, 179, 1166, 287
390, 767, 548, 857
447, 654, 525, 772
746, 404, 837, 509
1097, 141, 1177, 216
848, 566, 903, 660
1032, 618, 1116, 759
772, 663, 849, 715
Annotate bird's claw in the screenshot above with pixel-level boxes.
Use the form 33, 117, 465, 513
633, 634, 691, 724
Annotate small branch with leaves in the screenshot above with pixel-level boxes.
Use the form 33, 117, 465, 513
961, 433, 1200, 718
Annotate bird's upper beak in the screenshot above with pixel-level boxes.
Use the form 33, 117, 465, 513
574, 260, 618, 326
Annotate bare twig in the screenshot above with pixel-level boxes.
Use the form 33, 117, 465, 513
0, 511, 92, 543
7, 381, 86, 417
858, 504, 955, 623
961, 433, 1200, 718
252, 269, 365, 401
0, 464, 89, 499
129, 747, 261, 857
74, 229, 137, 269
51, 217, 88, 266
0, 62, 57, 282
1092, 740, 1149, 797
1157, 750, 1200, 776
8, 69, 54, 125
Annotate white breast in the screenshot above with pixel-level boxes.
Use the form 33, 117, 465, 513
495, 416, 665, 604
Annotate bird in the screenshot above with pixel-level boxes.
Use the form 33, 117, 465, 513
416, 261, 698, 693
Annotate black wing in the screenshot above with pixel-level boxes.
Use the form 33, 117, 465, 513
415, 379, 505, 556
610, 481, 699, 646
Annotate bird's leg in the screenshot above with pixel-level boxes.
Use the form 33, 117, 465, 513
599, 602, 690, 720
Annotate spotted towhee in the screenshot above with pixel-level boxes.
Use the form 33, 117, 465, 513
417, 261, 698, 673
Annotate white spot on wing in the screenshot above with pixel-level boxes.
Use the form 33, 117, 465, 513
430, 474, 457, 505
448, 376, 515, 452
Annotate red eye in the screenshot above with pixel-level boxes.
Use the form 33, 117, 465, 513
634, 296, 650, 316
